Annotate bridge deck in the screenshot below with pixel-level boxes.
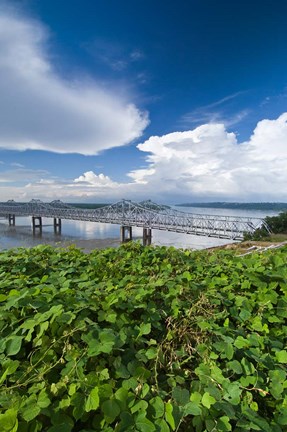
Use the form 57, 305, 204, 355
0, 199, 268, 240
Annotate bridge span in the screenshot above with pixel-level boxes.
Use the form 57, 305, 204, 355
0, 199, 269, 245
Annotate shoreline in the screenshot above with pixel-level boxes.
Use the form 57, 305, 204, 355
57, 237, 122, 252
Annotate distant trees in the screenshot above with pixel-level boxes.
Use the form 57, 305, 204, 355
177, 202, 287, 211
265, 212, 287, 233
244, 211, 287, 240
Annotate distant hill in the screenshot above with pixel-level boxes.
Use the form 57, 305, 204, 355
176, 202, 287, 211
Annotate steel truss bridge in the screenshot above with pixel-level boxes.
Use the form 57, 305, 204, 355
0, 199, 269, 243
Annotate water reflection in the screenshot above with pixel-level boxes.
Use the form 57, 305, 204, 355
0, 207, 279, 251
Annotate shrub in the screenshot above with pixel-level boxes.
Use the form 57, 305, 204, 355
0, 243, 286, 431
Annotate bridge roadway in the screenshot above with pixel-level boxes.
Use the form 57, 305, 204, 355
0, 199, 269, 244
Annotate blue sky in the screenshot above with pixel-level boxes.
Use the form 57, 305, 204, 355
0, 0, 287, 203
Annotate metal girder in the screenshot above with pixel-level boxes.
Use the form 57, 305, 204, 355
0, 199, 268, 240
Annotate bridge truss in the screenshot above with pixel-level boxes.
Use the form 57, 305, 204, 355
0, 199, 269, 240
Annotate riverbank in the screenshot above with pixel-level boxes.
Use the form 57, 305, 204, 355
207, 239, 287, 256
56, 237, 122, 252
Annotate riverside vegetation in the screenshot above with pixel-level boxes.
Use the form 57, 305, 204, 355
244, 211, 287, 242
0, 243, 286, 431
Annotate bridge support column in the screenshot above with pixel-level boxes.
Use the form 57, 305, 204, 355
54, 218, 62, 234
143, 228, 152, 246
120, 226, 132, 243
8, 214, 15, 226
32, 216, 42, 235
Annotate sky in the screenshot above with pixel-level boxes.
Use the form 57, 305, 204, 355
0, 0, 287, 203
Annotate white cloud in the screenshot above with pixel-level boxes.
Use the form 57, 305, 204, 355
181, 92, 249, 127
1, 113, 287, 202
74, 171, 117, 187
130, 50, 144, 61
128, 113, 287, 201
0, 7, 148, 155
10, 162, 25, 168
0, 168, 49, 184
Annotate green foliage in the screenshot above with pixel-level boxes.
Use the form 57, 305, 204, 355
244, 211, 287, 240
0, 243, 286, 431
243, 226, 269, 241
265, 212, 287, 234
177, 202, 287, 211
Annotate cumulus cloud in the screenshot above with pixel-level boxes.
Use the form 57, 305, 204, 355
0, 7, 148, 155
21, 172, 130, 202
1, 113, 287, 202
74, 171, 118, 188
128, 112, 287, 201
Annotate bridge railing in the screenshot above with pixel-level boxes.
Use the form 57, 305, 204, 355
0, 199, 269, 240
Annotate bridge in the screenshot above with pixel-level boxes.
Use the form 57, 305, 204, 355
0, 199, 269, 245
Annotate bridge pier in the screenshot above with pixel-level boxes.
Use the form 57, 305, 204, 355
143, 228, 152, 246
32, 216, 42, 235
8, 214, 15, 226
54, 218, 62, 234
120, 226, 132, 243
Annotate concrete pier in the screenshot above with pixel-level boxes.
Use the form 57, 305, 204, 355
143, 228, 152, 246
32, 216, 42, 235
120, 226, 133, 243
8, 214, 15, 226
53, 218, 62, 234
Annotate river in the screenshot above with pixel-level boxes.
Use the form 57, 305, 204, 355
0, 206, 279, 252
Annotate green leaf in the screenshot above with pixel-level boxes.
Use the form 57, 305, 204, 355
0, 360, 20, 385
270, 381, 284, 399
277, 410, 287, 425
165, 402, 176, 431
164, 402, 182, 431
149, 396, 165, 419
118, 412, 135, 431
154, 418, 170, 432
47, 425, 73, 432
130, 400, 148, 414
98, 330, 116, 354
6, 336, 23, 356
239, 309, 251, 321
37, 390, 51, 408
172, 387, 190, 406
226, 360, 243, 374
145, 347, 158, 359
21, 401, 41, 422
234, 336, 249, 349
182, 271, 192, 281
84, 329, 116, 356
217, 416, 232, 431
59, 396, 71, 409
210, 365, 225, 384
71, 392, 85, 421
0, 409, 18, 432
223, 382, 242, 405
114, 387, 129, 411
183, 402, 202, 416
201, 392, 216, 409
135, 412, 156, 432
138, 323, 151, 336
190, 392, 202, 404
85, 387, 99, 412
276, 350, 287, 363
141, 383, 150, 398
102, 400, 120, 423
241, 357, 255, 375
244, 408, 272, 432
224, 343, 234, 360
